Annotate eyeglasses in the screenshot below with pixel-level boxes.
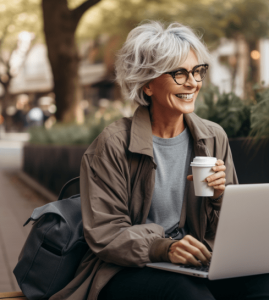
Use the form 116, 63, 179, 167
164, 64, 209, 85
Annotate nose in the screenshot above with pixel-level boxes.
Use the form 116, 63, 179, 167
184, 72, 198, 88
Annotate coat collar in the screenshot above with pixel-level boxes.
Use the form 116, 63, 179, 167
128, 105, 216, 157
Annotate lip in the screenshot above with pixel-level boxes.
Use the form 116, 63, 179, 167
175, 98, 194, 102
176, 91, 197, 95
175, 92, 195, 101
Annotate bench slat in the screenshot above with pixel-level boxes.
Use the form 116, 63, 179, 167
0, 297, 27, 300
0, 291, 27, 299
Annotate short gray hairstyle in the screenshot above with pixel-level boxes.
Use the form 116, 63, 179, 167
115, 21, 210, 106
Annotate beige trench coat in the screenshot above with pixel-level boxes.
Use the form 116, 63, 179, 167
50, 105, 238, 300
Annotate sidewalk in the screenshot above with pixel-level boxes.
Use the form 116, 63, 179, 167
0, 134, 48, 293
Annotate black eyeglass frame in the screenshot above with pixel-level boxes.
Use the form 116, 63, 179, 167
164, 63, 209, 85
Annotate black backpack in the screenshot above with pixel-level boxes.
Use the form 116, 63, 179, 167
13, 177, 89, 300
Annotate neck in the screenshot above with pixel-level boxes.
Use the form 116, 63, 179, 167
150, 104, 185, 138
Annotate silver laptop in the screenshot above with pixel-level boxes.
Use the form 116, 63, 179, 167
147, 183, 269, 280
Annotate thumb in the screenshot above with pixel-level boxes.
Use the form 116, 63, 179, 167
187, 175, 193, 181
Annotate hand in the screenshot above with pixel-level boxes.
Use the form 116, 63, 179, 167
168, 235, 211, 266
187, 159, 226, 200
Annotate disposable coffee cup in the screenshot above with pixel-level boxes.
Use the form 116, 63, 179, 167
190, 156, 217, 197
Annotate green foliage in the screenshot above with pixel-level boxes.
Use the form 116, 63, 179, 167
29, 85, 269, 144
29, 111, 123, 145
195, 85, 251, 138
28, 99, 137, 145
249, 86, 269, 139
77, 0, 269, 47
189, 0, 269, 43
1, 0, 269, 52
0, 0, 43, 49
29, 123, 93, 145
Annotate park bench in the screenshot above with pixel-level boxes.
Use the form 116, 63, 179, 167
0, 292, 27, 299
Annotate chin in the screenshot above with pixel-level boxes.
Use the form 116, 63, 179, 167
178, 102, 195, 114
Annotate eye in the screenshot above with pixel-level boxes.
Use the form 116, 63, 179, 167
174, 72, 185, 77
174, 71, 187, 84
193, 66, 207, 81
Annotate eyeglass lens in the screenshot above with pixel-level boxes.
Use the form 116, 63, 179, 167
174, 65, 207, 85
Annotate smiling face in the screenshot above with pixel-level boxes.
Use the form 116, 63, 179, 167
143, 50, 202, 116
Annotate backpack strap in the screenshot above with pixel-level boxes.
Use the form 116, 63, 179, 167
58, 177, 80, 200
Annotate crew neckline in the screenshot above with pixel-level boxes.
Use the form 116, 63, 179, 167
153, 127, 190, 146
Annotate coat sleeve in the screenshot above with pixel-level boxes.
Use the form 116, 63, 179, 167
80, 152, 174, 268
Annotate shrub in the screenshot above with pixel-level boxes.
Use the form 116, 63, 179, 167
195, 85, 251, 138
28, 104, 125, 145
249, 85, 269, 140
29, 86, 269, 145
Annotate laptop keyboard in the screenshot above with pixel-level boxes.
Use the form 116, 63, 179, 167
180, 260, 211, 272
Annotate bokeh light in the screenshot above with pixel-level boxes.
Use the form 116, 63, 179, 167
251, 50, 261, 60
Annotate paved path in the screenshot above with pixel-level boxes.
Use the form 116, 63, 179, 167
0, 134, 47, 293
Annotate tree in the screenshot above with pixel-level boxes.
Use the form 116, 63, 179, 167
77, 0, 269, 96
0, 0, 41, 130
0, 0, 102, 124
78, 0, 269, 49
0, 0, 42, 46
42, 0, 101, 123
0, 28, 35, 130
1, 0, 268, 124
184, 0, 269, 94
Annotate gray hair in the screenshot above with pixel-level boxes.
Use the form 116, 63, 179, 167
115, 21, 210, 106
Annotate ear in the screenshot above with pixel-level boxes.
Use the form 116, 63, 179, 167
143, 82, 153, 97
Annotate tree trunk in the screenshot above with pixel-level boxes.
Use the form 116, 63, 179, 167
236, 35, 249, 99
42, 0, 82, 123
249, 39, 260, 84
1, 79, 12, 132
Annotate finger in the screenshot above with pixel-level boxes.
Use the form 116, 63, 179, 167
170, 252, 189, 265
187, 175, 193, 181
180, 242, 209, 265
207, 171, 226, 183
212, 165, 226, 172
213, 184, 226, 191
184, 235, 212, 261
174, 247, 201, 266
180, 250, 202, 267
208, 178, 226, 187
215, 159, 224, 166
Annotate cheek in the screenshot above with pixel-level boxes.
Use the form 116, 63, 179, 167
153, 77, 176, 93
196, 82, 202, 93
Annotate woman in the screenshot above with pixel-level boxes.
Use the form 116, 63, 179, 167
50, 21, 269, 300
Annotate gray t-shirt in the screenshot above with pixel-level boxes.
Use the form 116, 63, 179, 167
146, 127, 193, 239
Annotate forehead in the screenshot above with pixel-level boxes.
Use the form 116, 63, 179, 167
178, 50, 199, 70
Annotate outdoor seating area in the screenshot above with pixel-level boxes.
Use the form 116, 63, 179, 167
1, 0, 269, 299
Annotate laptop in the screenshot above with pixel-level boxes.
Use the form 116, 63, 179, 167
147, 183, 269, 280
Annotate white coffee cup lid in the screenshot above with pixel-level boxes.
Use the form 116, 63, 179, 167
190, 156, 217, 167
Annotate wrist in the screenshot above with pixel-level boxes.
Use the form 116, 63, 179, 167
211, 193, 223, 201
149, 238, 176, 263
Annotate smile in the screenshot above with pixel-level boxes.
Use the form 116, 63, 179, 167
175, 93, 195, 100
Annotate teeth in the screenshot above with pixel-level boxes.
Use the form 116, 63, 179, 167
176, 93, 194, 100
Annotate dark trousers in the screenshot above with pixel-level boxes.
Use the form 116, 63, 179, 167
98, 267, 269, 300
